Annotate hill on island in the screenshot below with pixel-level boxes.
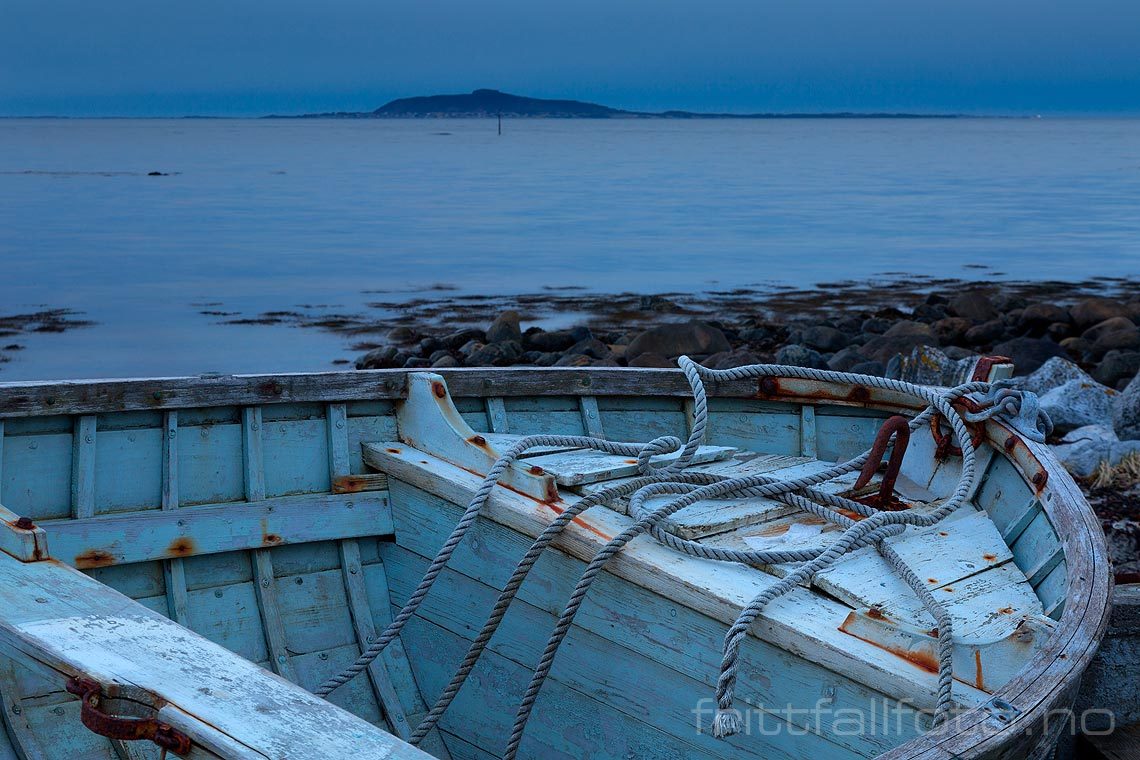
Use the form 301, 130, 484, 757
374, 89, 630, 118
285, 89, 958, 119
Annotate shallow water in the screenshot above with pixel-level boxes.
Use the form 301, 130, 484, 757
1, 117, 1139, 379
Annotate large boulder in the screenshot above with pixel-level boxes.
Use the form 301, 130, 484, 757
1051, 424, 1140, 478
948, 290, 999, 323
1070, 297, 1135, 330
625, 321, 730, 360
1016, 356, 1095, 396
525, 328, 585, 353
932, 317, 971, 344
775, 343, 829, 369
991, 337, 1066, 375
356, 346, 407, 370
894, 345, 980, 386
1038, 378, 1119, 433
827, 346, 870, 372
861, 321, 939, 364
964, 319, 1006, 346
1114, 371, 1140, 440
485, 310, 522, 343
1094, 351, 1140, 388
1018, 303, 1071, 333
796, 325, 848, 353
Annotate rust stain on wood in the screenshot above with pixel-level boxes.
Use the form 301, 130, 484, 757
75, 549, 117, 569
165, 537, 196, 557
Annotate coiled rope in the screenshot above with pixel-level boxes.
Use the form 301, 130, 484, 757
314, 358, 1050, 757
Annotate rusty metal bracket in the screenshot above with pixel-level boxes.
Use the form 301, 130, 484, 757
65, 678, 191, 757
930, 395, 989, 461
854, 415, 910, 511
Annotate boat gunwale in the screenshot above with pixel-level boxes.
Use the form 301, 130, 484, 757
0, 367, 1114, 759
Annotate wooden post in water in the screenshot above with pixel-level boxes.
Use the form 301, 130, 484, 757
498, 111, 502, 135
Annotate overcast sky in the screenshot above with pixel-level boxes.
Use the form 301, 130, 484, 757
2, 0, 1138, 116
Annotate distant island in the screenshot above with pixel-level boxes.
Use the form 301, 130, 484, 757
279, 89, 959, 119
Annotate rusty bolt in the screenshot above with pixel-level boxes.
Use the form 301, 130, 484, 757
14, 517, 34, 530
759, 377, 779, 396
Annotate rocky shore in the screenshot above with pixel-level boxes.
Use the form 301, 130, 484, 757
347, 280, 1140, 576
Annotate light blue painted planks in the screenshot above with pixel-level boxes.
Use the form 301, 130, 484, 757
382, 546, 865, 760
44, 491, 392, 568
385, 479, 920, 756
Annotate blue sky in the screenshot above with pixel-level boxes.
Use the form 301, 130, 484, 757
2, 0, 1138, 116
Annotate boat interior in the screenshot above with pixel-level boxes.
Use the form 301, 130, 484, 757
0, 368, 1085, 759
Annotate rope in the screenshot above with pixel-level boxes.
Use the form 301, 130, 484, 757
312, 357, 1051, 755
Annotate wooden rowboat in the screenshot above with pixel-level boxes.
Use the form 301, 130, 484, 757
0, 363, 1111, 759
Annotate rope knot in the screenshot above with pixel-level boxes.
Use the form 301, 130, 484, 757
712, 708, 742, 738
636, 435, 683, 474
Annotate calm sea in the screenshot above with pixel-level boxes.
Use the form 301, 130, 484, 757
2, 117, 1139, 380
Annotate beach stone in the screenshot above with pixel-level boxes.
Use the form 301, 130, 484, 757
1059, 336, 1091, 361
860, 320, 938, 364
430, 354, 460, 368
486, 310, 522, 343
1094, 351, 1140, 388
1050, 424, 1138, 478
565, 338, 610, 360
775, 344, 828, 369
849, 360, 886, 377
990, 337, 1066, 375
964, 319, 1006, 346
933, 317, 971, 344
625, 321, 730, 360
419, 336, 442, 355
427, 349, 451, 363
525, 329, 580, 353
465, 340, 521, 367
895, 345, 980, 386
1070, 297, 1133, 330
591, 357, 621, 367
1016, 357, 1095, 396
1090, 323, 1140, 358
912, 303, 947, 322
702, 349, 762, 369
628, 352, 674, 368
441, 328, 485, 350
553, 353, 592, 367
943, 346, 978, 361
1044, 322, 1072, 342
949, 290, 999, 323
1018, 303, 1071, 333
797, 325, 848, 353
355, 346, 407, 370
860, 317, 892, 335
534, 352, 561, 367
739, 323, 787, 345
402, 356, 430, 369
1114, 371, 1140, 441
386, 326, 418, 344
827, 347, 869, 372
1038, 378, 1119, 433
1082, 316, 1136, 342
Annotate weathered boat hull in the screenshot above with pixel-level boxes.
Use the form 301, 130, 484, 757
0, 368, 1112, 759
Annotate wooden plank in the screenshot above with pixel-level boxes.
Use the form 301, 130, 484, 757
383, 496, 925, 756
338, 541, 411, 740
0, 368, 939, 419
43, 491, 392, 569
0, 552, 431, 758
326, 404, 350, 480
0, 505, 46, 564
1012, 510, 1065, 587
161, 411, 190, 626
70, 416, 96, 520
251, 550, 298, 683
386, 556, 859, 760
241, 407, 265, 502
800, 405, 817, 458
483, 398, 508, 434
0, 658, 47, 760
523, 444, 736, 486
579, 396, 604, 438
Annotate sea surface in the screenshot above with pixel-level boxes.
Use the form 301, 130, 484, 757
2, 117, 1139, 380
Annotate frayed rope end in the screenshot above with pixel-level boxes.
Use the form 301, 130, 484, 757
712, 709, 742, 738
